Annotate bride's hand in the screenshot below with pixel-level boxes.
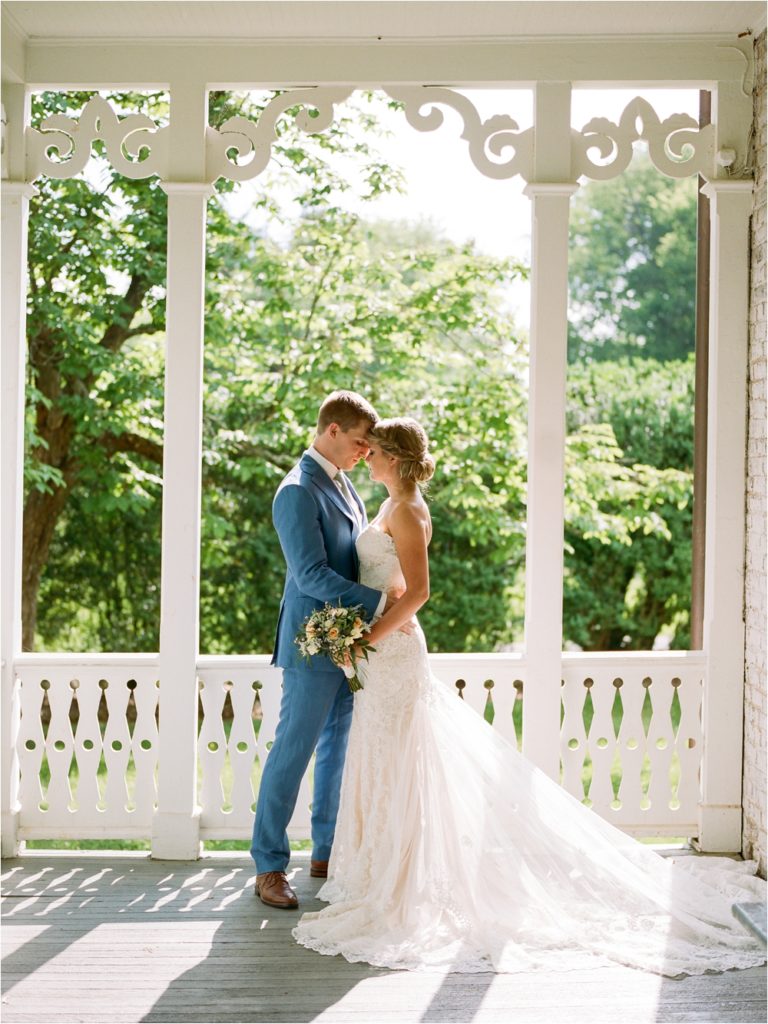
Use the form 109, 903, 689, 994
344, 644, 365, 666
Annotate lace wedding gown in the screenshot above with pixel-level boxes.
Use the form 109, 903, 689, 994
293, 525, 766, 976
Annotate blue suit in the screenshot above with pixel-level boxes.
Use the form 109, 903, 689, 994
251, 453, 383, 872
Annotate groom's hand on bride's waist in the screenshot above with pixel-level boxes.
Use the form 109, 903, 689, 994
384, 586, 405, 613
383, 588, 416, 635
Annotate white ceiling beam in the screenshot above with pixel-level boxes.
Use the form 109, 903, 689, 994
4, 1, 766, 42
19, 38, 750, 90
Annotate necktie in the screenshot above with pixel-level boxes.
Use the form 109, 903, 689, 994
335, 473, 359, 522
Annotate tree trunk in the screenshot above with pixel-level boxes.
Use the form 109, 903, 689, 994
22, 275, 154, 650
22, 469, 77, 651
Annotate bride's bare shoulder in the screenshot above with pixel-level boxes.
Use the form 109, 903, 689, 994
389, 496, 432, 542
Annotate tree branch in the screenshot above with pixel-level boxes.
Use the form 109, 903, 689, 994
302, 221, 356, 344
96, 433, 295, 478
97, 431, 163, 464
124, 322, 164, 341
99, 274, 151, 354
226, 442, 295, 475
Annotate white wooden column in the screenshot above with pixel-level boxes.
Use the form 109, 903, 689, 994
521, 83, 578, 780
151, 81, 212, 859
1, 83, 34, 857
696, 179, 753, 852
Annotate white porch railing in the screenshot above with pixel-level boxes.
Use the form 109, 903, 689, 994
561, 652, 704, 836
11, 650, 704, 847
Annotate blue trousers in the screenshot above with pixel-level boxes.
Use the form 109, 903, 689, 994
251, 667, 354, 873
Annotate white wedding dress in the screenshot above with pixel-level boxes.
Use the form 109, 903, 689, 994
293, 525, 766, 976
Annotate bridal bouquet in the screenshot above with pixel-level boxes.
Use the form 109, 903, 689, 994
295, 603, 376, 692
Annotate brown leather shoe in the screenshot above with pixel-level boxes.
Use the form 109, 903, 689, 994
255, 871, 298, 909
310, 859, 328, 878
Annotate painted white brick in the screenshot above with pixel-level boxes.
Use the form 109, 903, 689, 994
743, 28, 767, 878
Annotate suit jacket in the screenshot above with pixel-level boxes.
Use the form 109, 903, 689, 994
271, 453, 383, 671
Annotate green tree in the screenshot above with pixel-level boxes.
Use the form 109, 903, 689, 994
568, 154, 698, 363
563, 357, 694, 650
564, 152, 698, 649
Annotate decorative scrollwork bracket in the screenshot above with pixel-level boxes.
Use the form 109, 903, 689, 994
206, 87, 354, 182
25, 90, 718, 188
572, 96, 715, 181
385, 87, 533, 181
26, 95, 169, 181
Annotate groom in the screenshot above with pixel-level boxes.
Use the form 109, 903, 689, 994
252, 390, 394, 909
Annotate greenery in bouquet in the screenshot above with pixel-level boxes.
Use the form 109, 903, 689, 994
296, 603, 376, 692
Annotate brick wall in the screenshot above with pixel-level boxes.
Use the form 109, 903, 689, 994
743, 28, 767, 878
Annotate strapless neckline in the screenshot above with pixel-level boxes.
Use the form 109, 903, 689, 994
356, 523, 403, 593
365, 524, 395, 546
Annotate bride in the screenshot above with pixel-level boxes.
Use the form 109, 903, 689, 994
293, 416, 766, 977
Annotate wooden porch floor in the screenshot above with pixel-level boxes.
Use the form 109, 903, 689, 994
1, 852, 766, 1024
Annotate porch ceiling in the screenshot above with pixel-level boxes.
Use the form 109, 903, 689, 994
2, 0, 766, 43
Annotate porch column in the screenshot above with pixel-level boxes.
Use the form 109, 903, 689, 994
1, 84, 33, 857
696, 179, 753, 852
522, 82, 578, 779
151, 81, 212, 859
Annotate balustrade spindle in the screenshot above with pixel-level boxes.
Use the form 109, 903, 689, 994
615, 672, 646, 815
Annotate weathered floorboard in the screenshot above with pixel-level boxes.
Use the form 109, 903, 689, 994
2, 852, 766, 1024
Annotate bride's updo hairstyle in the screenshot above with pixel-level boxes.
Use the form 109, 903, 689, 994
369, 417, 435, 485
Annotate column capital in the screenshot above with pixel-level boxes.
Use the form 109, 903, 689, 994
160, 182, 215, 197
1, 182, 38, 199
701, 179, 754, 201
523, 182, 579, 199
